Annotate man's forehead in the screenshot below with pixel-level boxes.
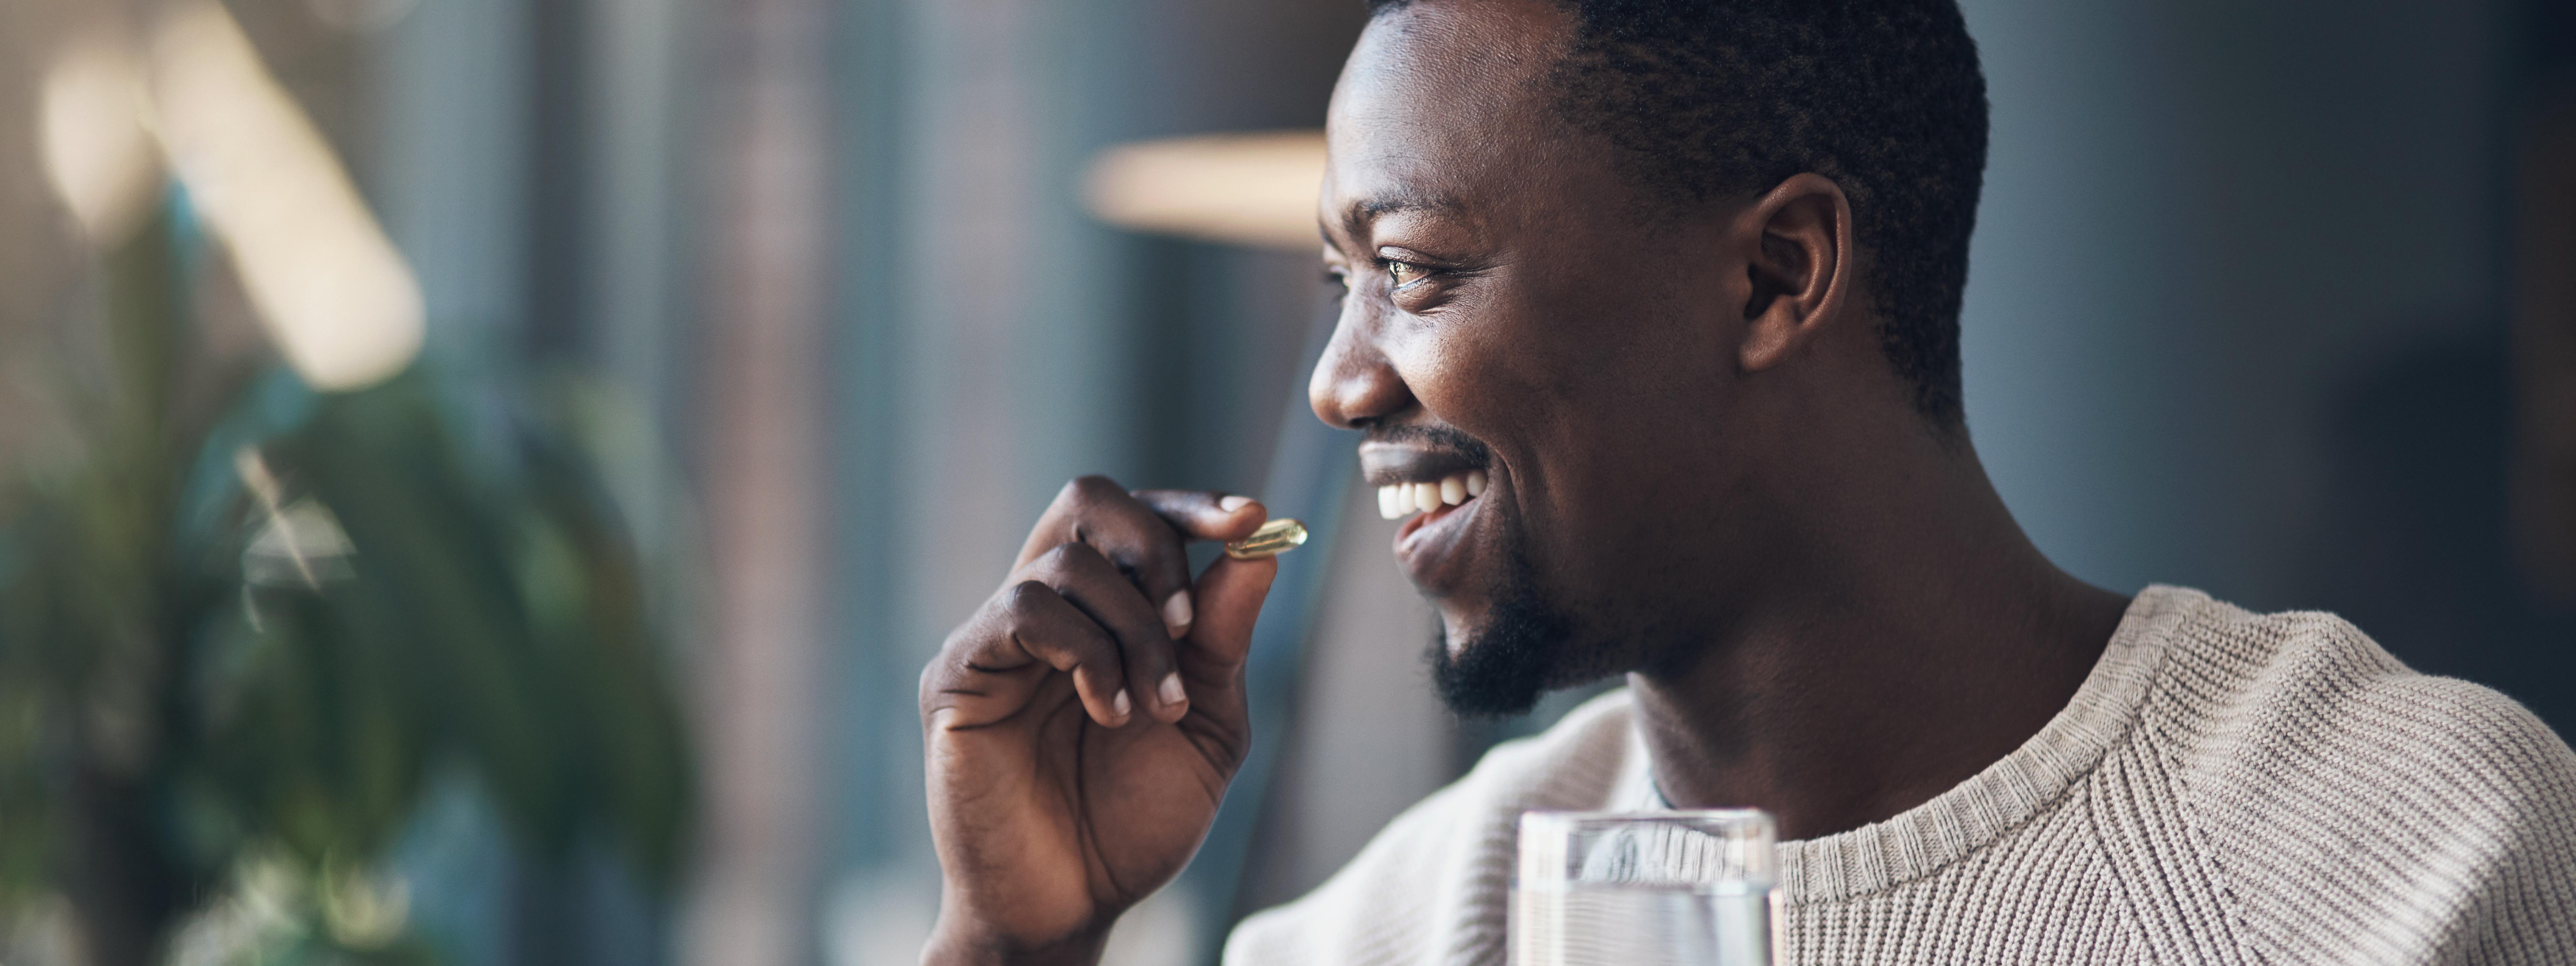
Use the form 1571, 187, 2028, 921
1320, 100, 1495, 239
1329, 0, 1566, 125
1322, 3, 1569, 235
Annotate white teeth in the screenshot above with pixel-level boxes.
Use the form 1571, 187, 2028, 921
1376, 472, 1488, 520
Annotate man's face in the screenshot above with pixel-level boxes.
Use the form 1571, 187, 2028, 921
1313, 0, 1762, 714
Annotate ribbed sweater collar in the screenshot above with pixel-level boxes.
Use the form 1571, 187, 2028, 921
1630, 585, 2198, 903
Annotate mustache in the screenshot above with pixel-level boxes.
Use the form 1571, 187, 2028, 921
1363, 422, 1494, 463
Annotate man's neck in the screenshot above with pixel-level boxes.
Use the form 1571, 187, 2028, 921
1627, 443, 2129, 842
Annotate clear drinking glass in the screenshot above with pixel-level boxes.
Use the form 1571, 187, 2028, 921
1511, 809, 1780, 966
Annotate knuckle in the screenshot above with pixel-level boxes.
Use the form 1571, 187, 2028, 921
1059, 475, 1119, 509
1097, 541, 1149, 580
1099, 524, 1177, 572
1052, 477, 1086, 505
999, 580, 1109, 649
1038, 540, 1108, 574
1000, 578, 1058, 616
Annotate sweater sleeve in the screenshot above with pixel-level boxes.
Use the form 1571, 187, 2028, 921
2170, 609, 2576, 965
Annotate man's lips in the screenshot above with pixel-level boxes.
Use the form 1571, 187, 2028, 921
1358, 440, 1484, 481
1358, 440, 1489, 521
1359, 440, 1493, 589
1388, 474, 1483, 591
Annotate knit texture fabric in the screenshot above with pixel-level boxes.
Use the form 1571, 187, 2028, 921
1223, 586, 2576, 965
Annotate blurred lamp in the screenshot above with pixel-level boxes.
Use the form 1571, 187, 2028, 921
1084, 130, 1326, 252
151, 0, 425, 392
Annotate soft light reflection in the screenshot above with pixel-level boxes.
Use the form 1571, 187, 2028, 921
1083, 130, 1327, 252
235, 447, 355, 590
151, 0, 425, 392
39, 39, 163, 246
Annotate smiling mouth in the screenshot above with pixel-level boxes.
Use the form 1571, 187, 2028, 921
1375, 469, 1487, 521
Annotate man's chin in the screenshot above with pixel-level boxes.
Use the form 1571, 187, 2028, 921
1427, 600, 1569, 719
1423, 527, 1582, 718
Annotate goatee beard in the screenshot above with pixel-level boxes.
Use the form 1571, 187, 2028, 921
1427, 545, 1571, 718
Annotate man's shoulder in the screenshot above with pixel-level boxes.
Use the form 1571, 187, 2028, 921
2144, 586, 2575, 806
2139, 587, 2576, 961
1225, 689, 1644, 966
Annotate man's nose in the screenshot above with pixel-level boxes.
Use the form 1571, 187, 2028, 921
1309, 296, 1413, 430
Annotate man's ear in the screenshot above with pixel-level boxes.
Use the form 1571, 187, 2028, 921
1736, 173, 1853, 373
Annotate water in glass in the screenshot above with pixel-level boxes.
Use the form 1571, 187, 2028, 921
1511, 810, 1777, 966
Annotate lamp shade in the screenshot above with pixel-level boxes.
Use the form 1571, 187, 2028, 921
1083, 130, 1326, 252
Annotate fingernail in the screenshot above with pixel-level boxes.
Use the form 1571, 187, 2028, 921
1219, 495, 1253, 512
1162, 590, 1193, 638
1158, 672, 1187, 707
1113, 688, 1132, 719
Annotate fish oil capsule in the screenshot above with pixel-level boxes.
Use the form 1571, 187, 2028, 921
1224, 518, 1307, 560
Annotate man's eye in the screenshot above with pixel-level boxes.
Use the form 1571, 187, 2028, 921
1386, 261, 1426, 287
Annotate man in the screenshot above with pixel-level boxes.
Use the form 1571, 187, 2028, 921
917, 0, 2576, 962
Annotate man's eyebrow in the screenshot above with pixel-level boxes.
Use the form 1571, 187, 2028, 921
1330, 191, 1468, 242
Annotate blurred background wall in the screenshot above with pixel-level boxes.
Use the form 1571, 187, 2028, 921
1961, 0, 2576, 728
0, 0, 2568, 964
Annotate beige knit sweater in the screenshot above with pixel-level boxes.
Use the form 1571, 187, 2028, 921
1225, 586, 2576, 965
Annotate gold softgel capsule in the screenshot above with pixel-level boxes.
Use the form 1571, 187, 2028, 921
1224, 518, 1307, 560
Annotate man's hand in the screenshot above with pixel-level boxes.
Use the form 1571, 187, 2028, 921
920, 476, 1278, 965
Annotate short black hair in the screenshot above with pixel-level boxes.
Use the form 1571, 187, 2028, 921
1367, 0, 1989, 431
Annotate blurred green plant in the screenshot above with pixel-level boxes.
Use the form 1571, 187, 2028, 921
0, 200, 693, 965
